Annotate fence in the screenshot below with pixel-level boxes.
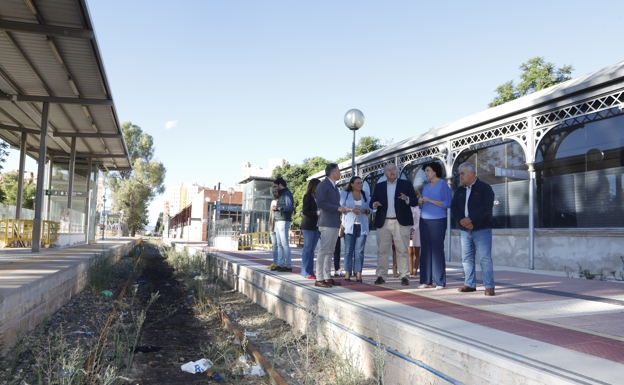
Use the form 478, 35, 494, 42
237, 229, 304, 250
48, 201, 85, 233
0, 219, 59, 248
0, 203, 35, 220
238, 231, 272, 250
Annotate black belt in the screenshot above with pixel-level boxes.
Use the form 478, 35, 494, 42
386, 217, 397, 220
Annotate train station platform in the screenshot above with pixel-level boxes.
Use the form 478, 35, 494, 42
0, 239, 139, 351
190, 244, 624, 385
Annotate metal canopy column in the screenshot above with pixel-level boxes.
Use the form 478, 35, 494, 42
15, 133, 27, 219
67, 137, 77, 234
46, 158, 54, 220
444, 140, 453, 262
526, 116, 536, 270
84, 158, 92, 244
32, 102, 50, 252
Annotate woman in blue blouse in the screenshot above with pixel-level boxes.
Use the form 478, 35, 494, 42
340, 176, 371, 283
418, 162, 452, 289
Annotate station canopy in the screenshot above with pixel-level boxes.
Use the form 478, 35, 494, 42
0, 0, 131, 171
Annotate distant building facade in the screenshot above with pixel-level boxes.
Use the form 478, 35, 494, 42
168, 184, 186, 213
241, 158, 285, 180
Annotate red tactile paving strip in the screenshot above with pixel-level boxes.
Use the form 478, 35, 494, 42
216, 249, 624, 364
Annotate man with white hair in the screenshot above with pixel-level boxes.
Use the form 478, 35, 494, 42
451, 162, 496, 296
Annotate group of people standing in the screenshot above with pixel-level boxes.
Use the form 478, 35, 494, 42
268, 160, 496, 296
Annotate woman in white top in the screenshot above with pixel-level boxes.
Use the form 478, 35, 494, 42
340, 176, 372, 282
409, 188, 421, 276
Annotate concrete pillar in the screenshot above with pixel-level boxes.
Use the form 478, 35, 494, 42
32, 102, 50, 252
67, 137, 76, 217
15, 133, 27, 219
84, 158, 92, 244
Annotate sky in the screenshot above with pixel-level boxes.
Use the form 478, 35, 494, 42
4, 0, 624, 226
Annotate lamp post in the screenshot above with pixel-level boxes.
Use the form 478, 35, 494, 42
101, 183, 107, 240
227, 187, 236, 231
118, 209, 123, 240
344, 109, 365, 176
227, 187, 235, 206
205, 197, 211, 246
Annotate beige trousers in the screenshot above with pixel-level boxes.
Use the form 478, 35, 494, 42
376, 219, 411, 279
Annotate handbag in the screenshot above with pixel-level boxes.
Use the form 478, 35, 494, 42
339, 225, 345, 238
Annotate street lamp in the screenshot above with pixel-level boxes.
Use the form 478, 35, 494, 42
227, 187, 235, 206
344, 109, 365, 176
205, 197, 211, 246
101, 183, 107, 240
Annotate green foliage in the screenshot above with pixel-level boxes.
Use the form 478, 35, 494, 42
0, 171, 37, 208
0, 141, 8, 203
87, 251, 115, 294
118, 122, 155, 179
154, 211, 164, 233
489, 80, 519, 107
489, 56, 574, 108
108, 122, 166, 236
0, 140, 9, 171
336, 136, 385, 163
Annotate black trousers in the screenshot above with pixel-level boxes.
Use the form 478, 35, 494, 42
333, 237, 341, 271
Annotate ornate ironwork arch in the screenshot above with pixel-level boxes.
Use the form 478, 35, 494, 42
449, 120, 529, 172
534, 90, 624, 154
337, 169, 352, 188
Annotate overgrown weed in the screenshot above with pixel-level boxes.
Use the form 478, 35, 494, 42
165, 246, 381, 384
0, 245, 155, 385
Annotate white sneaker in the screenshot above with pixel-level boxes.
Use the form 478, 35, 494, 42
436, 286, 445, 290
416, 284, 433, 289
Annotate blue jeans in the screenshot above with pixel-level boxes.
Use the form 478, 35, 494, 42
301, 229, 320, 277
460, 228, 494, 289
344, 225, 367, 274
419, 218, 447, 287
269, 232, 278, 264
274, 221, 291, 268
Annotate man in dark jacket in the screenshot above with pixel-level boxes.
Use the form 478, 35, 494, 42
273, 177, 294, 272
370, 163, 418, 286
314, 163, 348, 288
450, 162, 496, 296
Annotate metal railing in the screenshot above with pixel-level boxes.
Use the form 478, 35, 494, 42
0, 219, 59, 248
237, 230, 304, 250
238, 231, 272, 250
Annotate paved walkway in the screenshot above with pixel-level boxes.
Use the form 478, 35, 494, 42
203, 245, 624, 383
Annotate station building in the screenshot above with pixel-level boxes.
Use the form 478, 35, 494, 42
0, 1, 131, 250
313, 61, 624, 274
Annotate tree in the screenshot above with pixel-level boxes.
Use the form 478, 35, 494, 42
336, 136, 385, 163
0, 171, 36, 208
489, 57, 574, 108
108, 122, 166, 236
154, 212, 164, 233
0, 141, 9, 202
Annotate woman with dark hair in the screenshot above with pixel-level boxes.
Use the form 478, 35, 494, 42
418, 162, 452, 289
301, 178, 321, 279
340, 176, 371, 282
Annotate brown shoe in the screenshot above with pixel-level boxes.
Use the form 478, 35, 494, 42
328, 279, 341, 286
458, 285, 477, 293
315, 280, 331, 288
484, 288, 496, 296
